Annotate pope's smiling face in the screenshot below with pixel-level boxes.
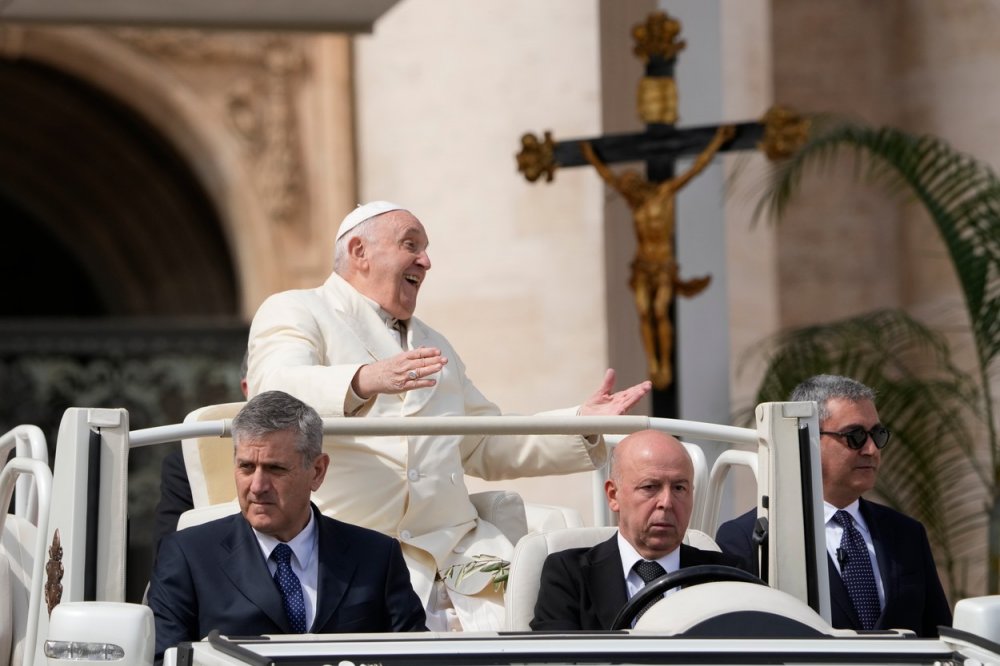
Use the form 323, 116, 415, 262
349, 210, 431, 320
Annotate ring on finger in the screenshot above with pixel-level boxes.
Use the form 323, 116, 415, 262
407, 370, 418, 380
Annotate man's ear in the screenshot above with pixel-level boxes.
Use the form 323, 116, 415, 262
347, 236, 366, 264
605, 478, 619, 513
311, 453, 330, 490
347, 236, 368, 271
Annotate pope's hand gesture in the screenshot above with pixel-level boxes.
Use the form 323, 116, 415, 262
579, 369, 652, 416
353, 347, 448, 399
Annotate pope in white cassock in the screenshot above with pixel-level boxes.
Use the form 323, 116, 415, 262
247, 201, 652, 630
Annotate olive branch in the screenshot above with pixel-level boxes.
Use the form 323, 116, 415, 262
440, 554, 510, 592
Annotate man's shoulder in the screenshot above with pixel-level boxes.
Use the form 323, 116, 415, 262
317, 513, 399, 547
174, 511, 242, 537
860, 498, 925, 532
160, 512, 243, 556
544, 545, 596, 562
159, 448, 188, 482
717, 508, 755, 533
260, 284, 326, 308
680, 543, 745, 569
543, 535, 617, 566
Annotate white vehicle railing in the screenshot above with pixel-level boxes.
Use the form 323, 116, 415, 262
132, 415, 758, 534
129, 414, 758, 447
38, 403, 833, 666
0, 456, 52, 666
30, 402, 1000, 665
0, 425, 48, 524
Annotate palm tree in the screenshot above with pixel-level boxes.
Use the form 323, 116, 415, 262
747, 117, 1000, 598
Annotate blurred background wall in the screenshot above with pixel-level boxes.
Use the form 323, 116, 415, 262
1, 0, 994, 598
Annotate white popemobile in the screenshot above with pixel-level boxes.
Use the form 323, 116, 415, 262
2, 401, 1000, 666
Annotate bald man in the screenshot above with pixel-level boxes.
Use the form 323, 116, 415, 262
248, 201, 652, 631
530, 430, 743, 630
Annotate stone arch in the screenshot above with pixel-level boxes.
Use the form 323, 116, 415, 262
0, 25, 282, 318
0, 56, 235, 316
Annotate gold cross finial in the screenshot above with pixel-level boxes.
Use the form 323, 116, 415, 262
633, 11, 686, 63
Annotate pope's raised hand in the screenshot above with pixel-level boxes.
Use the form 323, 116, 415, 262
352, 347, 448, 398
578, 368, 652, 416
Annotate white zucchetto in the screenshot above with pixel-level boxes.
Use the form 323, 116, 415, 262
336, 201, 408, 240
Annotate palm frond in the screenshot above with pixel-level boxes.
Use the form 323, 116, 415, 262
760, 119, 1000, 398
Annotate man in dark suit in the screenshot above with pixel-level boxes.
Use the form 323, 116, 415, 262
147, 390, 426, 661
530, 429, 744, 630
715, 374, 951, 637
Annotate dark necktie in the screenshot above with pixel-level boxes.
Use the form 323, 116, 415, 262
271, 543, 307, 633
833, 510, 881, 630
388, 318, 408, 350
632, 559, 667, 622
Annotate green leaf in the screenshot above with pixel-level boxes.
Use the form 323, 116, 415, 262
439, 554, 511, 593
747, 116, 1000, 597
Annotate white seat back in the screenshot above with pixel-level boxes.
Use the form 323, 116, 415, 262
181, 402, 245, 508
504, 526, 616, 631
524, 502, 583, 533
176, 500, 241, 531
468, 491, 528, 545
503, 526, 721, 631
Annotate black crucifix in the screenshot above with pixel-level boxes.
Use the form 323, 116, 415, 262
516, 11, 807, 418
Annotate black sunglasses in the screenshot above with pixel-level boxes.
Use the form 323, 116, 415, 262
819, 425, 891, 450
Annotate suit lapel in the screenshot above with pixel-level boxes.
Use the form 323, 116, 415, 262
338, 310, 401, 362
583, 536, 628, 629
312, 512, 357, 631
827, 555, 859, 629
323, 274, 409, 403
678, 543, 710, 567
859, 499, 890, 628
219, 516, 290, 632
325, 276, 405, 361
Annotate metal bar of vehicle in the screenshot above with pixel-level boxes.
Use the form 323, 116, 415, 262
2, 402, 999, 665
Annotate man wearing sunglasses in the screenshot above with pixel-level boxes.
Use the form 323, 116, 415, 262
715, 374, 951, 637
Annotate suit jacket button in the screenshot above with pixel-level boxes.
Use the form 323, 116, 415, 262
400, 530, 412, 540
408, 469, 420, 481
